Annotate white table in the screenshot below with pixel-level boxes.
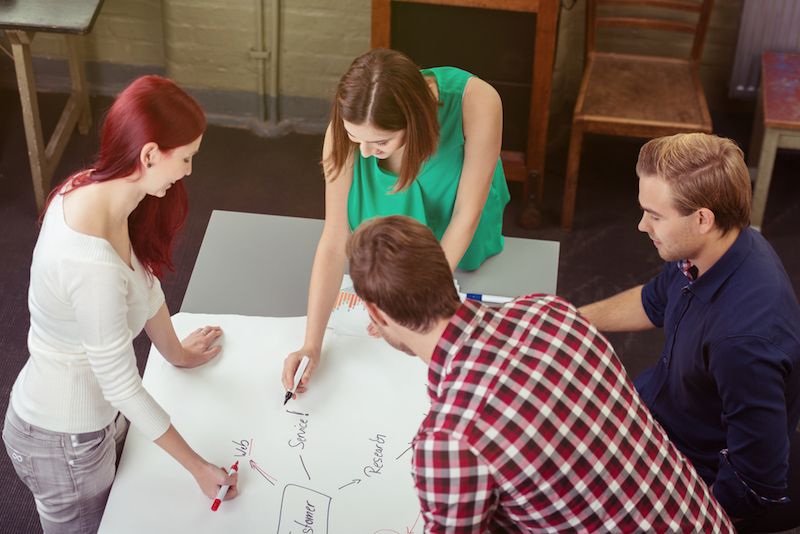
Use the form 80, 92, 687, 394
100, 210, 560, 532
181, 210, 560, 316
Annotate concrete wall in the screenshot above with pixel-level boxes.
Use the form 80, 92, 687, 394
2, 0, 744, 144
27, 0, 165, 66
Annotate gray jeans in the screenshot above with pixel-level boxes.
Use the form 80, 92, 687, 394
2, 404, 128, 534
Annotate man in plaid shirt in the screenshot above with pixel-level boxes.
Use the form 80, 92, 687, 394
347, 215, 732, 533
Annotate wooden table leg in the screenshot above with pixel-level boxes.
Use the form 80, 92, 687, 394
750, 127, 778, 231
748, 88, 765, 168
561, 123, 584, 230
8, 30, 49, 212
66, 34, 91, 135
8, 30, 92, 212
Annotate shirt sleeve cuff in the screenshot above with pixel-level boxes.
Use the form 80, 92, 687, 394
714, 449, 790, 520
115, 391, 171, 441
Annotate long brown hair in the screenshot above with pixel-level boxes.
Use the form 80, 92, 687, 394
347, 216, 460, 333
326, 48, 439, 191
636, 133, 751, 234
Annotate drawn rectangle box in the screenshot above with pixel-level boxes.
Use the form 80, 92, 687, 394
277, 484, 332, 534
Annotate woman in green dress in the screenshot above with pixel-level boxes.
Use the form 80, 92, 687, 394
282, 48, 509, 390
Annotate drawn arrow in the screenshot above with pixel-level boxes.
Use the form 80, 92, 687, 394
405, 512, 422, 534
299, 454, 311, 480
395, 444, 413, 460
248, 459, 277, 486
337, 478, 362, 490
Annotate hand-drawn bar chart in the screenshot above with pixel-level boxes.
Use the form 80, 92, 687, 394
328, 275, 372, 336
333, 286, 363, 313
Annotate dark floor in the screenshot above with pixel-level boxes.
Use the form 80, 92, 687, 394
1, 89, 798, 532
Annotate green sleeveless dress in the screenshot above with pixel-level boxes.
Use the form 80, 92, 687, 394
347, 66, 510, 271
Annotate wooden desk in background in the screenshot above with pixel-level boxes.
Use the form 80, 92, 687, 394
371, 0, 560, 228
0, 0, 105, 211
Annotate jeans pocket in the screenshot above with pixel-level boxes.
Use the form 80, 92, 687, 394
3, 419, 43, 495
69, 428, 112, 469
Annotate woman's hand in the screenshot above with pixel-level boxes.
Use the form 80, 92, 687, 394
153, 425, 238, 503
192, 460, 239, 501
178, 326, 223, 368
282, 346, 320, 398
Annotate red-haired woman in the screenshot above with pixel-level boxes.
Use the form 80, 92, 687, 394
2, 75, 237, 533
282, 48, 510, 391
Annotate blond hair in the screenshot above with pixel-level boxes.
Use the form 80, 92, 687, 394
636, 133, 751, 233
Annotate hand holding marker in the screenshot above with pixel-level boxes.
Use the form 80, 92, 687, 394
211, 461, 238, 511
284, 355, 310, 405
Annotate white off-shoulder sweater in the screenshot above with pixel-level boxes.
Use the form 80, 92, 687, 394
10, 192, 170, 440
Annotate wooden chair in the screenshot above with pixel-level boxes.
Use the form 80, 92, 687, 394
561, 0, 714, 230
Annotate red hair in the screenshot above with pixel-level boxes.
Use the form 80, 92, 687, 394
45, 75, 206, 277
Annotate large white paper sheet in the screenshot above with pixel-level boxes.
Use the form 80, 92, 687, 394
99, 313, 430, 533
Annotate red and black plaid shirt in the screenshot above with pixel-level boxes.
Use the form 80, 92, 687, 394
412, 295, 733, 533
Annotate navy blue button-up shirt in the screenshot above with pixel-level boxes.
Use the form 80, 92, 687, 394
637, 227, 800, 519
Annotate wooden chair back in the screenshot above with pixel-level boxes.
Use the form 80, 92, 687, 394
585, 0, 714, 62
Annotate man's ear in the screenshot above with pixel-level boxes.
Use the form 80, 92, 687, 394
697, 207, 716, 234
364, 301, 388, 326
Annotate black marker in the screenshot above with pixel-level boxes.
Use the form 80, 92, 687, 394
284, 355, 310, 405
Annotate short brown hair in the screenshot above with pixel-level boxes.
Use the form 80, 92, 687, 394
346, 216, 460, 332
636, 133, 751, 233
325, 48, 439, 191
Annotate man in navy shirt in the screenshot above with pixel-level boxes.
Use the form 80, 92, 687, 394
580, 133, 800, 531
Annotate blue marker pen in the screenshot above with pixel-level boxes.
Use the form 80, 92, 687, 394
463, 292, 512, 304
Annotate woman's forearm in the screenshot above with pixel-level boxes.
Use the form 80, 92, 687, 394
154, 424, 206, 475
144, 304, 185, 365
440, 209, 482, 271
303, 233, 347, 352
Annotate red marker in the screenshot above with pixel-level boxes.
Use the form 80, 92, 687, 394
210, 461, 238, 512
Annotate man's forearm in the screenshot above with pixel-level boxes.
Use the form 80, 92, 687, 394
579, 285, 654, 332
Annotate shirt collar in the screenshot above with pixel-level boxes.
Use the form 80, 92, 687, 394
427, 300, 483, 401
677, 259, 699, 282
680, 227, 753, 303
